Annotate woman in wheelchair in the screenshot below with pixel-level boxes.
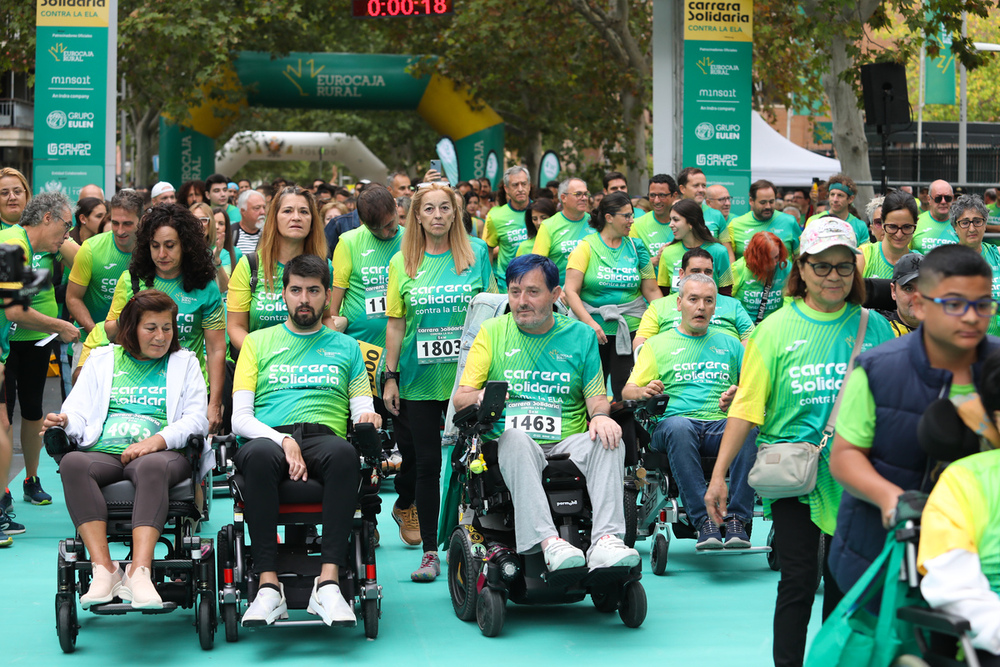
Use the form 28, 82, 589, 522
43, 290, 209, 610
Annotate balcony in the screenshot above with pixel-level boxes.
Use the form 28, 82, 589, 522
0, 99, 34, 129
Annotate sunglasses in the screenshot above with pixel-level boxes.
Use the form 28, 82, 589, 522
932, 194, 954, 204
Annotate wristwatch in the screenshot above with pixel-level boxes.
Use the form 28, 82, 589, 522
381, 369, 400, 386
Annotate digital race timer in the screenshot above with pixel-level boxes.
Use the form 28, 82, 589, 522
352, 0, 454, 18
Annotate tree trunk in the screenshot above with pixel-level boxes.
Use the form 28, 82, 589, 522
133, 107, 159, 188
622, 87, 647, 194
522, 128, 543, 186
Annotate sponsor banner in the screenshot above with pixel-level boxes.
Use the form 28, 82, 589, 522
33, 164, 104, 201
539, 150, 561, 186
925, 28, 956, 106
436, 136, 460, 186
683, 0, 752, 43
158, 118, 217, 187
36, 0, 110, 28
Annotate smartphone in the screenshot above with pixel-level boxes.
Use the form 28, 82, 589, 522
429, 159, 442, 176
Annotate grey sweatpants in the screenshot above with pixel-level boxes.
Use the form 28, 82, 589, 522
496, 429, 625, 554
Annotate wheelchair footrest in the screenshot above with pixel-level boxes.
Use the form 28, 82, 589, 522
89, 601, 178, 615
266, 617, 358, 628
541, 564, 638, 589
694, 546, 771, 556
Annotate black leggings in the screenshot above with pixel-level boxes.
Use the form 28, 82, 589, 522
5, 339, 54, 421
598, 331, 636, 403
392, 398, 447, 552
59, 450, 191, 531
770, 497, 844, 667
234, 434, 360, 572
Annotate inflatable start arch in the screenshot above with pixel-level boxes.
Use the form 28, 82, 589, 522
159, 52, 504, 186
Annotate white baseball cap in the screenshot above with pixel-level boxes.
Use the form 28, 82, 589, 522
800, 217, 860, 255
151, 181, 175, 199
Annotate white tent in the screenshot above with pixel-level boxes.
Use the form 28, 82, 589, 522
215, 131, 388, 184
751, 111, 841, 186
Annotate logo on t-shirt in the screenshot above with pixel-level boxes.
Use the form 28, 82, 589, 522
505, 348, 522, 357
785, 339, 808, 352
362, 249, 375, 257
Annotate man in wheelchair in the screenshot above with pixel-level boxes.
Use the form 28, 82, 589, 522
622, 272, 757, 549
917, 350, 1000, 662
231, 255, 381, 627
452, 254, 640, 572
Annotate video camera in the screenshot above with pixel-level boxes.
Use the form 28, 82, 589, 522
0, 244, 50, 310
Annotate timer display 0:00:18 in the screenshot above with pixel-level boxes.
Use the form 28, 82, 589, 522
352, 0, 454, 17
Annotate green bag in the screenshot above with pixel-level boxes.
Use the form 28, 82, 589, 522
805, 531, 922, 667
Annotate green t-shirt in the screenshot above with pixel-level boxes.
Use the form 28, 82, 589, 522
219, 247, 244, 277
987, 203, 1000, 246
637, 292, 755, 342
730, 257, 791, 323
332, 224, 404, 347
68, 231, 131, 325
385, 243, 497, 401
227, 203, 242, 225
0, 225, 58, 342
533, 211, 592, 284
656, 241, 733, 290
91, 347, 169, 455
979, 243, 1000, 337
459, 313, 605, 442
515, 237, 536, 258
565, 233, 654, 336
702, 202, 729, 237
860, 241, 913, 280
836, 366, 975, 449
911, 210, 959, 255
728, 299, 894, 534
628, 326, 743, 421
228, 256, 334, 334
483, 203, 530, 290
108, 270, 226, 372
233, 324, 370, 439
724, 210, 801, 260
628, 210, 674, 278
806, 211, 870, 248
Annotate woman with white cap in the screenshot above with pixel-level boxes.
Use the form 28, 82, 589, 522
704, 217, 894, 667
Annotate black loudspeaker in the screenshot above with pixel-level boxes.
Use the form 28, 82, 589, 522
861, 62, 911, 126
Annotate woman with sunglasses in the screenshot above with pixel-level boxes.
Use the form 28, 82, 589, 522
912, 180, 959, 254
951, 193, 1000, 336
859, 191, 919, 279
705, 217, 893, 667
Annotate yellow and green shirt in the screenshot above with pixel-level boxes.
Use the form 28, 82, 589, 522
566, 233, 654, 336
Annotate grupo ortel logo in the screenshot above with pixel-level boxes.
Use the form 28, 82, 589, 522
695, 122, 715, 141
46, 110, 67, 130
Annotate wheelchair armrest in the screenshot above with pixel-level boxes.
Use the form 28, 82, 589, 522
897, 605, 971, 636
453, 404, 480, 431
610, 400, 636, 417
352, 422, 382, 464
184, 434, 205, 467
641, 394, 669, 418
44, 426, 77, 461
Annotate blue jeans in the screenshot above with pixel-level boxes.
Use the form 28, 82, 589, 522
650, 415, 758, 528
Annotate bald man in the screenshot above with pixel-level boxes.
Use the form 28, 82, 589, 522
706, 184, 732, 223
78, 184, 104, 202
912, 179, 959, 254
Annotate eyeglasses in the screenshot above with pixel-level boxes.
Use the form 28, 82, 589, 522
883, 223, 916, 235
52, 214, 72, 233
932, 194, 954, 204
920, 294, 998, 318
956, 217, 986, 229
871, 218, 883, 226
0, 188, 25, 199
648, 192, 674, 200
805, 261, 856, 277
615, 212, 635, 221
567, 191, 590, 199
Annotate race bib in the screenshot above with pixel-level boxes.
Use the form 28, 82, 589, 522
505, 400, 562, 441
364, 289, 387, 319
101, 413, 164, 450
416, 325, 462, 365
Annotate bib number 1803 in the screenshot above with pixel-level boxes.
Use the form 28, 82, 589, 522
416, 337, 461, 362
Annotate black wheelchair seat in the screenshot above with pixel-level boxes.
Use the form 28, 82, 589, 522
101, 479, 195, 505
229, 473, 325, 507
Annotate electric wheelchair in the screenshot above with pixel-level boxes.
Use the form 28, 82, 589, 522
46, 427, 217, 653
215, 422, 384, 641
445, 381, 647, 637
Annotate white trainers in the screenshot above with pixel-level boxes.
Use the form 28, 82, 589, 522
306, 577, 356, 626
81, 561, 122, 609
587, 535, 641, 570
120, 565, 163, 609
241, 583, 288, 627
542, 538, 586, 572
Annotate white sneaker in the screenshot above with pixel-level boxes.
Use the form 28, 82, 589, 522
543, 538, 586, 572
241, 583, 288, 627
120, 565, 163, 609
306, 578, 356, 626
587, 535, 641, 570
81, 561, 122, 609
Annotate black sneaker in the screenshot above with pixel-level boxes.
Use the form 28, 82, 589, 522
0, 508, 25, 535
696, 517, 724, 550
23, 476, 52, 505
723, 516, 751, 549
1, 488, 11, 514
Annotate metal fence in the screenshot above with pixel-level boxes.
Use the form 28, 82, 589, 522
0, 99, 33, 129
869, 147, 1000, 187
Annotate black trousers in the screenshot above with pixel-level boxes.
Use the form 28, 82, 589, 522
770, 497, 844, 667
5, 339, 54, 421
598, 331, 636, 403
234, 433, 359, 572
392, 398, 448, 552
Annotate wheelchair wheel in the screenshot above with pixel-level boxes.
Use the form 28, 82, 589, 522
222, 603, 239, 643
618, 581, 646, 629
56, 596, 77, 654
448, 528, 478, 622
623, 486, 639, 548
766, 524, 779, 571
476, 587, 506, 637
650, 532, 669, 576
591, 588, 620, 613
197, 595, 215, 650
362, 599, 379, 639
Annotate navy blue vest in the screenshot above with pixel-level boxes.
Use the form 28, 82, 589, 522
828, 328, 1000, 595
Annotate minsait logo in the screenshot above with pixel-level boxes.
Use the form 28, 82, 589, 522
695, 122, 715, 141
46, 110, 67, 130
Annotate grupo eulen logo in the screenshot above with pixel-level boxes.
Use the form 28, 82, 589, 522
695, 122, 715, 141
46, 110, 67, 130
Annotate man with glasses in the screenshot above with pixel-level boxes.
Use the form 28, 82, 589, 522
828, 243, 1000, 596
706, 184, 733, 224
806, 173, 870, 247
950, 194, 1000, 336
912, 179, 959, 254
483, 166, 532, 290
677, 167, 728, 237
630, 174, 678, 278
723, 179, 801, 262
533, 177, 592, 284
